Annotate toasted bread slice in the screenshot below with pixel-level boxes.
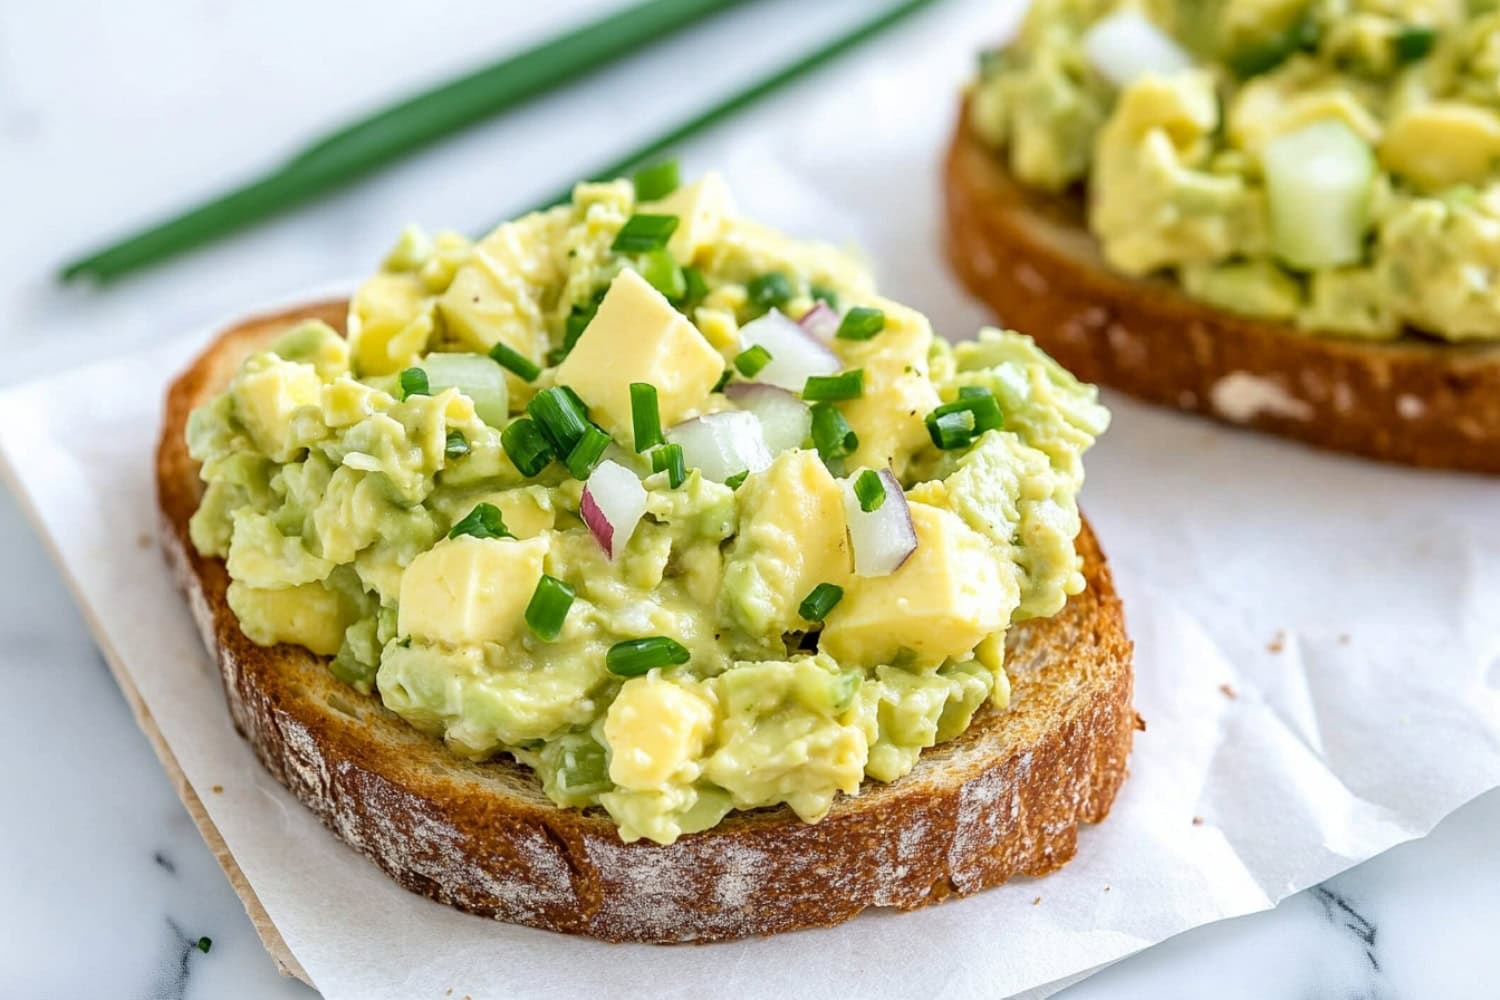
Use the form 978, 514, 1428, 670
156, 301, 1135, 943
944, 106, 1500, 475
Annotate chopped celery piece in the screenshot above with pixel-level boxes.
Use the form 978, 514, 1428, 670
1263, 120, 1375, 272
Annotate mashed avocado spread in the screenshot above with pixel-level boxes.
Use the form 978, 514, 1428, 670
187, 170, 1108, 844
972, 0, 1500, 342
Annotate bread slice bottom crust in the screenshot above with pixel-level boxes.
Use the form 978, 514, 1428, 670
156, 301, 1136, 943
944, 104, 1500, 475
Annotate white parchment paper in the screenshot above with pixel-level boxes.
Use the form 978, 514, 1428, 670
4, 2, 1499, 996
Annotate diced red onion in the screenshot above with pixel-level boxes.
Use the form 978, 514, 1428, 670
843, 469, 916, 577
1082, 11, 1192, 88
798, 302, 840, 342
582, 459, 647, 559
665, 411, 773, 483
722, 383, 813, 455
737, 309, 840, 392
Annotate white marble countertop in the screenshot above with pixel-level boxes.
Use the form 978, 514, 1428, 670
3, 1, 1497, 996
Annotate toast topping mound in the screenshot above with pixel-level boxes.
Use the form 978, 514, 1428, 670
971, 0, 1500, 343
183, 171, 1110, 845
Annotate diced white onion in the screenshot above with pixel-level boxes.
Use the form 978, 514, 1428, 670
798, 301, 840, 341
1082, 11, 1192, 88
581, 459, 647, 559
737, 309, 841, 392
842, 469, 917, 577
722, 382, 813, 455
665, 411, 773, 483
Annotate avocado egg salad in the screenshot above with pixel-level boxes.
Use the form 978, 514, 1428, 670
971, 0, 1500, 342
185, 168, 1108, 845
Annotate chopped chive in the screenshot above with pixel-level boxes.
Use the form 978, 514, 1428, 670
712, 368, 733, 393
501, 417, 554, 477
566, 425, 612, 479
444, 430, 470, 458
526, 386, 591, 454
632, 159, 681, 202
1227, 9, 1320, 78
552, 288, 608, 364
734, 345, 773, 378
810, 285, 840, 310
747, 272, 793, 311
612, 213, 679, 254
803, 369, 864, 402
606, 635, 691, 676
681, 265, 709, 304
448, 502, 514, 540
641, 249, 686, 300
651, 441, 687, 488
398, 367, 430, 399
488, 341, 541, 382
1394, 25, 1436, 63
811, 402, 858, 462
836, 306, 885, 341
798, 582, 844, 622
925, 387, 1002, 449
631, 382, 663, 452
852, 469, 886, 512
725, 470, 749, 490
525, 574, 576, 641
928, 410, 974, 450
964, 386, 1003, 419
552, 322, 585, 366
195, 936, 213, 954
